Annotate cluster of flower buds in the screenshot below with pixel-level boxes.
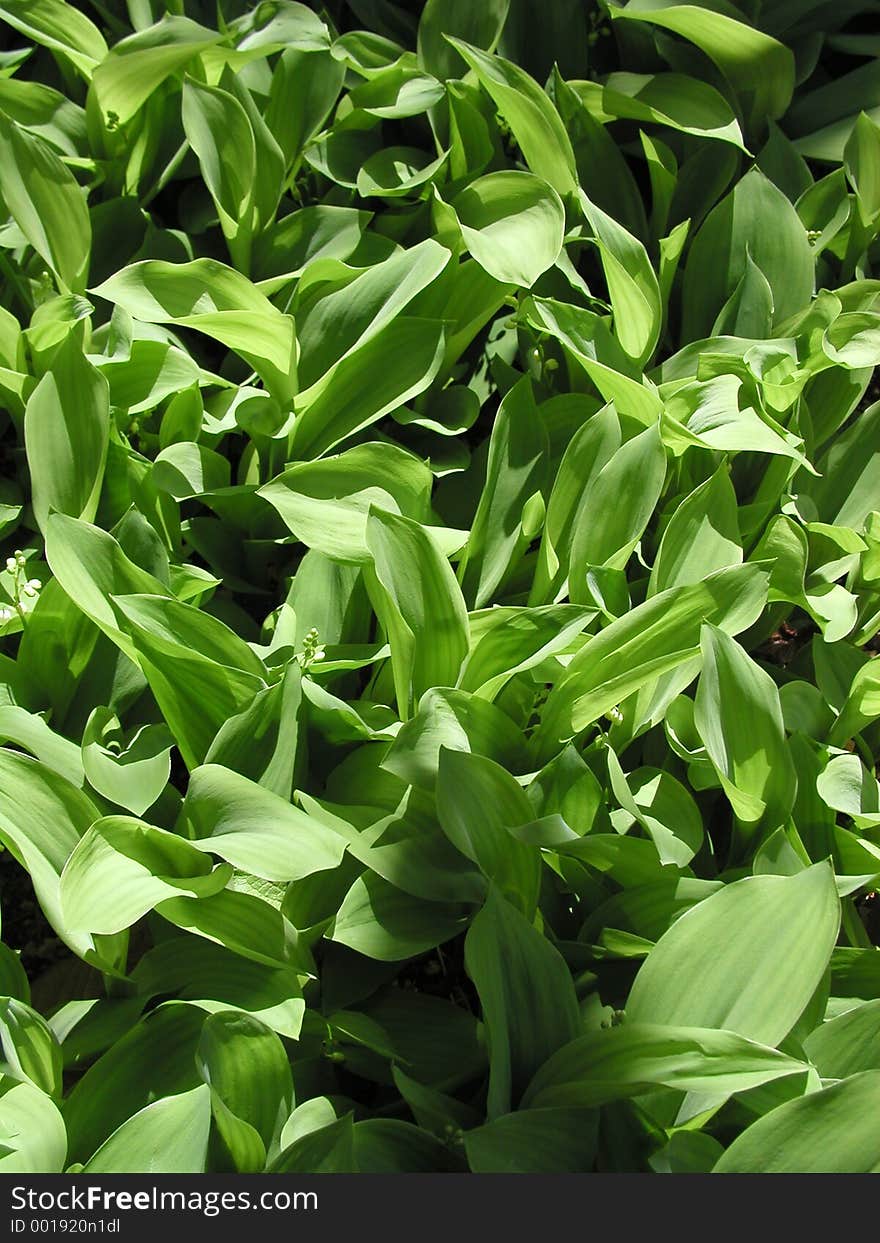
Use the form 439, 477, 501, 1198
296, 626, 326, 670
1, 550, 42, 624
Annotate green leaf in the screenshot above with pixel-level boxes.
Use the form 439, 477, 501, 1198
451, 171, 564, 288
579, 192, 663, 364
63, 1004, 205, 1164
611, 2, 795, 125
289, 317, 446, 458
0, 0, 106, 78
0, 116, 91, 292
0, 750, 112, 961
82, 1084, 212, 1173
464, 1108, 598, 1173
682, 169, 815, 341
0, 1079, 66, 1173
568, 421, 666, 598
537, 562, 769, 754
627, 864, 840, 1046
259, 442, 432, 564
91, 260, 296, 402
804, 999, 880, 1078
182, 78, 258, 270
24, 332, 109, 534
364, 508, 469, 718
92, 16, 219, 126
331, 872, 469, 961
448, 38, 578, 196
607, 754, 704, 867
715, 1071, 880, 1172
522, 1024, 809, 1109
0, 997, 63, 1098
465, 888, 581, 1117
196, 1012, 292, 1148
436, 749, 540, 914
59, 815, 231, 935
575, 71, 747, 149
459, 376, 548, 606
418, 0, 509, 80
694, 625, 797, 829
109, 594, 266, 770
648, 468, 742, 596
183, 764, 347, 882
131, 938, 305, 1040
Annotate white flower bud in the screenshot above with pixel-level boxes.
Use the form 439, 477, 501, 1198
0, 606, 11, 622
5, 557, 15, 573
22, 584, 37, 598
27, 579, 41, 592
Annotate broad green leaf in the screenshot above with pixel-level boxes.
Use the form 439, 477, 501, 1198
132, 939, 305, 1040
92, 16, 220, 126
156, 889, 310, 973
648, 468, 742, 595
522, 1024, 809, 1109
63, 1004, 205, 1164
0, 116, 91, 292
607, 755, 704, 867
574, 71, 746, 149
0, 751, 111, 960
382, 685, 528, 789
461, 605, 595, 698
715, 1071, 880, 1172
43, 514, 166, 657
0, 704, 84, 788
0, 0, 106, 78
537, 562, 769, 754
259, 442, 432, 564
364, 508, 469, 718
0, 997, 63, 1098
627, 864, 840, 1046
91, 260, 296, 402
451, 171, 564, 288
417, 0, 509, 79
611, 2, 795, 124
531, 404, 621, 603
436, 749, 540, 915
579, 192, 663, 364
803, 999, 880, 1078
0, 1079, 66, 1173
568, 421, 666, 599
694, 625, 797, 829
331, 872, 469, 961
196, 1012, 292, 1148
182, 78, 257, 270
459, 376, 548, 606
465, 888, 581, 1118
464, 1108, 598, 1173
295, 239, 450, 387
24, 332, 109, 534
183, 764, 346, 881
109, 594, 266, 770
83, 1084, 211, 1174
59, 815, 231, 936
289, 318, 446, 459
204, 660, 303, 801
682, 169, 815, 341
522, 296, 663, 425
448, 38, 577, 196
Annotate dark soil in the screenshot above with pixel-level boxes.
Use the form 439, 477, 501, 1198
0, 848, 66, 977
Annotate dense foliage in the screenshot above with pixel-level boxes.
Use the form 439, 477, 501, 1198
1, 0, 880, 1175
